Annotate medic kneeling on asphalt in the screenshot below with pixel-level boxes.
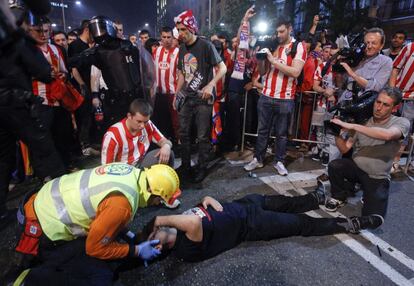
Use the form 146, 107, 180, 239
10, 163, 181, 285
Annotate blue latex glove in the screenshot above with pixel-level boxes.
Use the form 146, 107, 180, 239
136, 240, 161, 264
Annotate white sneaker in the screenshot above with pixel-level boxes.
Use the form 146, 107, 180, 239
273, 161, 288, 176
244, 158, 264, 171
161, 199, 181, 209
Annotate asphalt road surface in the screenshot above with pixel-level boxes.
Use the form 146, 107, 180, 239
1, 151, 414, 286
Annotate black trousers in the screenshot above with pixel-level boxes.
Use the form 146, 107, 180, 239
222, 90, 242, 149
328, 158, 390, 217
151, 92, 177, 142
37, 105, 75, 168
179, 98, 212, 170
25, 238, 114, 286
234, 194, 349, 242
74, 93, 93, 148
0, 94, 65, 213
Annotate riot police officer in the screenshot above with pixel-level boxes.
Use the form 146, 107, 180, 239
0, 1, 65, 229
70, 16, 154, 129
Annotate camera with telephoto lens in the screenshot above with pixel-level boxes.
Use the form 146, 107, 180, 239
318, 13, 329, 21
324, 90, 378, 136
255, 36, 278, 60
332, 32, 366, 73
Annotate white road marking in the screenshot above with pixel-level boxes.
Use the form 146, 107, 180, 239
360, 231, 414, 272
260, 170, 414, 286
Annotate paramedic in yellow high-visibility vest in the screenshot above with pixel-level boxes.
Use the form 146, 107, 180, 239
13, 163, 181, 285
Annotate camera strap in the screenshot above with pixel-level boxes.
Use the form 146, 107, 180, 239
289, 40, 300, 59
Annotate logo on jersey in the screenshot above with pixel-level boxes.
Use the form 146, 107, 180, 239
158, 62, 170, 70
182, 206, 212, 221
95, 164, 133, 176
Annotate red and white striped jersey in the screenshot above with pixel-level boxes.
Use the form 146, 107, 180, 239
262, 41, 306, 100
314, 62, 333, 88
32, 44, 67, 106
314, 62, 335, 108
393, 43, 414, 99
101, 118, 165, 166
153, 46, 179, 94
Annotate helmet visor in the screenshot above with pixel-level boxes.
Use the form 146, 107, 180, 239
89, 18, 116, 39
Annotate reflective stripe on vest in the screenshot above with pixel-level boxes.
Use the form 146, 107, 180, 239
35, 163, 146, 241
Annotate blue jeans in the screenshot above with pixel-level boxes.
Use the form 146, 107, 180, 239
255, 96, 294, 163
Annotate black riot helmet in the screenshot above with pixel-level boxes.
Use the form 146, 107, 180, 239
9, 0, 50, 26
89, 16, 117, 45
26, 12, 49, 26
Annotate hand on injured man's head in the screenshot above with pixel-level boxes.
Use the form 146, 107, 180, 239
147, 226, 177, 252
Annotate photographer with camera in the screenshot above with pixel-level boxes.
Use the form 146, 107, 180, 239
324, 87, 410, 218
244, 17, 306, 176
0, 0, 65, 229
339, 28, 392, 102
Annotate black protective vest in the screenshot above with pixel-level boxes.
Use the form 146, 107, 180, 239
96, 40, 141, 93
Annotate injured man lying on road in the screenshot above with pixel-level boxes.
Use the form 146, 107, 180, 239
143, 191, 384, 262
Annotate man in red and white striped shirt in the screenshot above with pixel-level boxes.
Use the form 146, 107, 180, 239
389, 42, 414, 171
244, 18, 307, 176
29, 20, 75, 169
152, 26, 180, 142
390, 42, 414, 99
101, 99, 174, 168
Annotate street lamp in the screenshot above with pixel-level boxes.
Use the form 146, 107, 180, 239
60, 0, 82, 33
208, 0, 211, 30
220, 22, 225, 27
61, 0, 66, 32
144, 23, 149, 27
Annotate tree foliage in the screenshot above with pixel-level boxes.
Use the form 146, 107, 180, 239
297, 0, 376, 37
217, 0, 376, 39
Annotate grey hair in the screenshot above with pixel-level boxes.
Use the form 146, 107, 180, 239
365, 27, 386, 45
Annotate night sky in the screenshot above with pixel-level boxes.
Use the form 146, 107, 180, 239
57, 0, 157, 36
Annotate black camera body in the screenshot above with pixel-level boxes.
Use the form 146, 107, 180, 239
318, 13, 329, 21
325, 90, 378, 136
332, 33, 366, 73
256, 48, 269, 60
255, 36, 278, 60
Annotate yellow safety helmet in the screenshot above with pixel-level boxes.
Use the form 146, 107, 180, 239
145, 164, 181, 204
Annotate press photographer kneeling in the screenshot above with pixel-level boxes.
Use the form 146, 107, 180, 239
325, 87, 410, 218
